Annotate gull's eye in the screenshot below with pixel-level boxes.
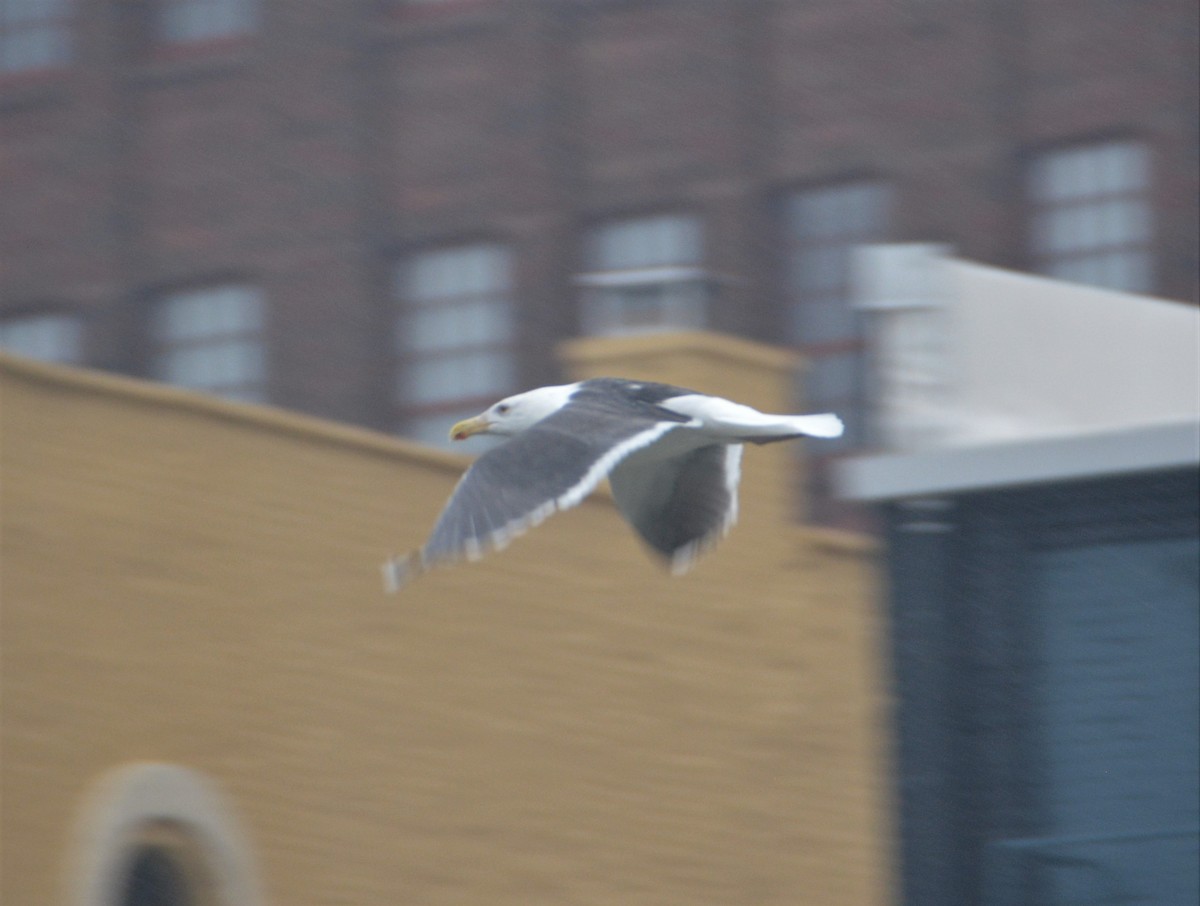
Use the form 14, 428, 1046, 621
496, 403, 511, 415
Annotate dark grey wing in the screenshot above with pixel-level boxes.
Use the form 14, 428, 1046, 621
418, 391, 686, 570
609, 442, 743, 574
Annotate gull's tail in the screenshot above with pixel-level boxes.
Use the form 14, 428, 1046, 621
782, 412, 844, 438
661, 394, 844, 443
734, 412, 845, 444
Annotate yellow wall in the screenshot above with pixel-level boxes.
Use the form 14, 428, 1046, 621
1, 333, 890, 906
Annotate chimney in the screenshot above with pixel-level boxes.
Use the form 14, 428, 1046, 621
559, 330, 813, 531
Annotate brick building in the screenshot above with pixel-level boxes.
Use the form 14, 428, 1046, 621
1, 0, 1197, 529
1, 332, 887, 906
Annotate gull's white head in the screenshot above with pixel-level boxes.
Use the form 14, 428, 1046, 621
450, 383, 578, 441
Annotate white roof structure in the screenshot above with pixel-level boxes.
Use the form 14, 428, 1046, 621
839, 244, 1200, 500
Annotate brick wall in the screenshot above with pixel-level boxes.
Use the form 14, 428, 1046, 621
0, 332, 889, 906
1, 0, 1195, 431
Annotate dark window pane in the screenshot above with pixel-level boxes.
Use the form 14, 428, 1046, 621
120, 846, 193, 906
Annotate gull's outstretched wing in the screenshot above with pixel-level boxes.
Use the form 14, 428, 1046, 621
609, 442, 742, 574
384, 381, 691, 588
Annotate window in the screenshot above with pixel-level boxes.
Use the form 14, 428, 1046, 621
118, 835, 198, 906
578, 214, 706, 336
784, 181, 890, 426
397, 0, 496, 22
153, 285, 265, 402
71, 764, 264, 906
158, 0, 257, 43
395, 244, 515, 447
0, 311, 82, 363
1028, 140, 1153, 293
0, 0, 71, 74
782, 180, 890, 526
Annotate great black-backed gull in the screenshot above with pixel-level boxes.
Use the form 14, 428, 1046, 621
383, 378, 843, 591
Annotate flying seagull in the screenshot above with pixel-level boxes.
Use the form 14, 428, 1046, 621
382, 378, 843, 591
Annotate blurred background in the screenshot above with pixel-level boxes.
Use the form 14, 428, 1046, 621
1, 1, 1197, 905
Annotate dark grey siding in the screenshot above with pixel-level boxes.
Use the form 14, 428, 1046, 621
887, 468, 1200, 906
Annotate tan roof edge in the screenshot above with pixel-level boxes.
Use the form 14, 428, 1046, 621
799, 525, 880, 556
0, 352, 470, 473
559, 330, 801, 372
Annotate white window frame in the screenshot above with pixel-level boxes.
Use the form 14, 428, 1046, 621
0, 311, 83, 364
158, 0, 257, 44
783, 179, 891, 529
1028, 139, 1154, 294
395, 242, 516, 448
783, 179, 892, 449
576, 265, 710, 336
152, 284, 266, 403
578, 214, 708, 336
0, 0, 71, 73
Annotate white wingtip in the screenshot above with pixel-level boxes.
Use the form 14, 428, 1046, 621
795, 413, 844, 438
670, 548, 700, 576
381, 552, 424, 593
